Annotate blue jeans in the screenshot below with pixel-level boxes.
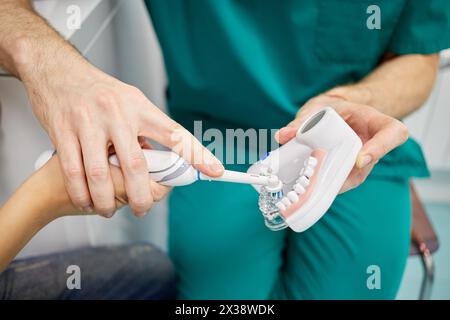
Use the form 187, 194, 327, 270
0, 243, 176, 299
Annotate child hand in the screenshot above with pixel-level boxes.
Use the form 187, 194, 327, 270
34, 153, 171, 218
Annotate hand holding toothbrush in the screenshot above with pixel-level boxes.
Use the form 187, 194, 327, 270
0, 0, 224, 219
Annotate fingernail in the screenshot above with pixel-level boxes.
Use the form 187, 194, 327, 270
274, 130, 280, 141
358, 155, 372, 168
208, 163, 224, 174
105, 210, 116, 219
135, 211, 147, 217
82, 205, 94, 213
282, 127, 296, 135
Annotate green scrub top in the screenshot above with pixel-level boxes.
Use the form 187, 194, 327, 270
145, 0, 450, 179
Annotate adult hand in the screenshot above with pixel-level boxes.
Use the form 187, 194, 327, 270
21, 55, 223, 217
276, 94, 409, 193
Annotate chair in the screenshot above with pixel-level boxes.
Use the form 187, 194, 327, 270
409, 183, 439, 300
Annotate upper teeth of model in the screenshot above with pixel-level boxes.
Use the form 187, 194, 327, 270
305, 157, 318, 167
275, 155, 317, 212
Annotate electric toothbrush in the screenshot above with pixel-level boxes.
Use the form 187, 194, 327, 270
109, 150, 281, 188
35, 149, 281, 189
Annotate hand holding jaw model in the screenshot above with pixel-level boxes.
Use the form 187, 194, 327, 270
36, 107, 361, 232
248, 107, 362, 231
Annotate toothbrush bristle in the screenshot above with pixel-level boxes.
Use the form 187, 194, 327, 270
258, 186, 287, 230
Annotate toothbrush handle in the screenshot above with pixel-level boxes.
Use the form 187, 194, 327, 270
111, 150, 275, 187
110, 150, 273, 187
109, 149, 198, 186
36, 149, 186, 185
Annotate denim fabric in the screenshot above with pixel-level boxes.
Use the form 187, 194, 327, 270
0, 243, 176, 300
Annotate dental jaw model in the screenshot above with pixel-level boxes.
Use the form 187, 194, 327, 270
248, 107, 362, 232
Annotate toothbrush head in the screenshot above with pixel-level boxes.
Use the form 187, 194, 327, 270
258, 175, 287, 230
266, 175, 282, 191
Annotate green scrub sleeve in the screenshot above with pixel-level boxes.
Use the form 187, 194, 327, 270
371, 138, 430, 179
375, 0, 449, 180
387, 0, 450, 54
